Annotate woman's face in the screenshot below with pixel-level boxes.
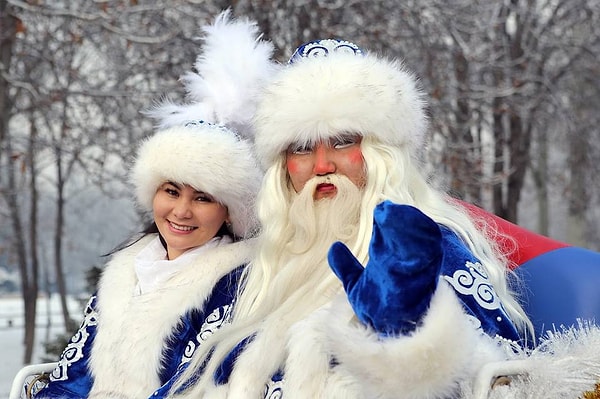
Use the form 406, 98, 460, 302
153, 182, 229, 260
285, 134, 366, 200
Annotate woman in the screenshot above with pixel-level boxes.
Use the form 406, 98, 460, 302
31, 121, 262, 399
30, 10, 272, 399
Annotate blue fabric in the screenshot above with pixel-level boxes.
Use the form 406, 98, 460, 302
328, 201, 442, 335
31, 296, 97, 398
160, 268, 242, 384
149, 268, 244, 398
513, 246, 600, 337
328, 200, 521, 342
439, 228, 521, 342
35, 267, 244, 399
214, 335, 255, 385
153, 333, 256, 398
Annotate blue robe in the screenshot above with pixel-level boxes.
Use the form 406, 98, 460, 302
32, 235, 254, 399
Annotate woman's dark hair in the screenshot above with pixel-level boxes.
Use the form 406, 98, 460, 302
102, 220, 233, 257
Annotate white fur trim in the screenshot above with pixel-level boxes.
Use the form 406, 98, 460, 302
130, 124, 262, 238
201, 282, 506, 399
254, 51, 429, 169
88, 236, 255, 398
476, 321, 600, 399
321, 282, 506, 399
283, 301, 361, 399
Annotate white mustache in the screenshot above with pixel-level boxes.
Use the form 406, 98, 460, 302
302, 174, 344, 193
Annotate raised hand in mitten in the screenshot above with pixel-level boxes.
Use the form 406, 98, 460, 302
328, 201, 443, 335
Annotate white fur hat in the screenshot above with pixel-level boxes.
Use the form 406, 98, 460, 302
254, 39, 429, 169
133, 10, 276, 238
131, 121, 262, 238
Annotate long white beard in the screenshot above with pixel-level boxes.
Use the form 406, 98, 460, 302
217, 175, 365, 396
286, 174, 362, 255
266, 174, 363, 303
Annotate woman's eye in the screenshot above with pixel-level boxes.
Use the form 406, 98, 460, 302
196, 194, 213, 202
165, 188, 178, 196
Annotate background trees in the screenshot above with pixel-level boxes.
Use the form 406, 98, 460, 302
1, 0, 598, 364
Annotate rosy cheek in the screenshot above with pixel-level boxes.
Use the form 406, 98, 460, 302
286, 158, 300, 174
347, 147, 364, 164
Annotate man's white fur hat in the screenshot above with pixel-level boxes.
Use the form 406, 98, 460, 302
131, 122, 262, 238
254, 39, 429, 169
132, 10, 276, 238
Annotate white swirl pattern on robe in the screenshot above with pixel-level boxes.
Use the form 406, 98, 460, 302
443, 260, 500, 311
181, 304, 233, 364
50, 297, 98, 381
264, 379, 284, 399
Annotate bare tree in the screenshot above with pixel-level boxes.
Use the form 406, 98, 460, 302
1, 0, 42, 364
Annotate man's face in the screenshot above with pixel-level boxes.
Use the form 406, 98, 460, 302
285, 134, 366, 200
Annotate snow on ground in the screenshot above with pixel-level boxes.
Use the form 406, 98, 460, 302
0, 295, 84, 398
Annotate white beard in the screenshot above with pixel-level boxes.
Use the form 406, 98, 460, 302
218, 175, 365, 397
287, 174, 362, 254
270, 174, 363, 304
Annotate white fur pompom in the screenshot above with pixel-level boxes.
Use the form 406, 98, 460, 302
145, 9, 278, 139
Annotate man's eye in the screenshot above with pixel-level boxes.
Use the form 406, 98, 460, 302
288, 143, 313, 154
332, 136, 359, 149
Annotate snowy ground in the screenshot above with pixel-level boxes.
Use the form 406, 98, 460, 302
0, 295, 83, 398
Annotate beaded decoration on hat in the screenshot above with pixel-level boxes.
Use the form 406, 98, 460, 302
289, 39, 363, 63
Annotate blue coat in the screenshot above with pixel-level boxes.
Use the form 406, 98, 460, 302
33, 235, 254, 399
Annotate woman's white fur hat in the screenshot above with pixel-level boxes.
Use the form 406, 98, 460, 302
132, 10, 275, 238
131, 122, 262, 238
254, 39, 429, 169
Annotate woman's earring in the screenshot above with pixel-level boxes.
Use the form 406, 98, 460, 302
226, 221, 233, 232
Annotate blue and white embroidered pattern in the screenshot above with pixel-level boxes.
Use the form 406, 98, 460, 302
289, 39, 363, 63
443, 260, 501, 310
264, 378, 283, 399
181, 304, 233, 364
50, 297, 98, 381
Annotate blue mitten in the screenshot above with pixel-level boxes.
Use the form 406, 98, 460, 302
328, 201, 443, 335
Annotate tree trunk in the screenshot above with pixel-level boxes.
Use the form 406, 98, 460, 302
567, 127, 589, 246
505, 113, 529, 223
6, 148, 37, 364
1, 0, 38, 364
447, 47, 482, 203
491, 0, 533, 224
492, 96, 507, 219
532, 128, 549, 235
26, 118, 41, 361
54, 149, 72, 331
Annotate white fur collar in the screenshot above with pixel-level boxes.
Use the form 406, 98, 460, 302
88, 235, 255, 398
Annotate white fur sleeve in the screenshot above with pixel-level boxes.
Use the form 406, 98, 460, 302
323, 281, 507, 399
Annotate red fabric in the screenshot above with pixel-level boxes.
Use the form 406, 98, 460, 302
457, 200, 569, 269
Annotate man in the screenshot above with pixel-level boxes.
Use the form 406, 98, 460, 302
171, 38, 536, 399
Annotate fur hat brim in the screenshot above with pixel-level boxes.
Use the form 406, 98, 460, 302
131, 124, 262, 238
254, 52, 429, 168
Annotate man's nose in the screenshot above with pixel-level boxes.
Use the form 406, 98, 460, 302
312, 144, 336, 175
